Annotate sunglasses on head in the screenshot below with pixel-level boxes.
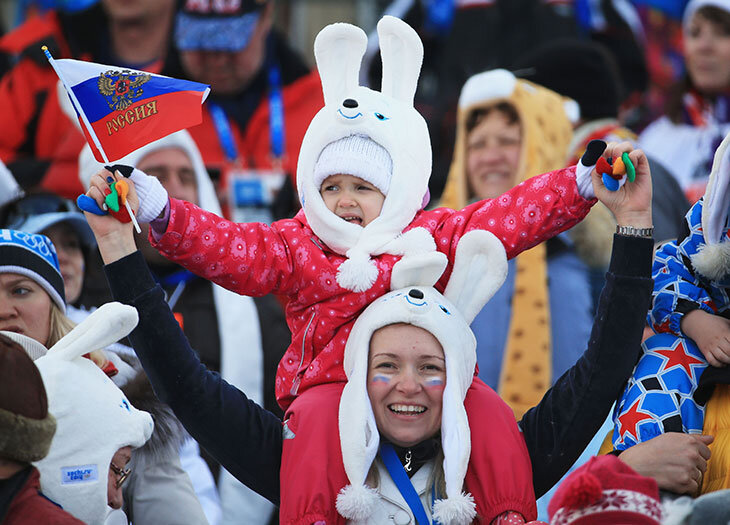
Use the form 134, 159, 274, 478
2, 193, 79, 229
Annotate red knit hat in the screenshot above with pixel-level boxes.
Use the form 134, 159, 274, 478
548, 455, 662, 525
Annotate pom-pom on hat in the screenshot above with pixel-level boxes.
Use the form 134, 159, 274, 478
336, 230, 509, 524
0, 229, 66, 312
548, 455, 662, 525
313, 134, 393, 195
0, 333, 56, 463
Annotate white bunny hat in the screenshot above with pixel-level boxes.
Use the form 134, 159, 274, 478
690, 130, 730, 280
33, 303, 154, 525
336, 230, 508, 525
297, 16, 436, 293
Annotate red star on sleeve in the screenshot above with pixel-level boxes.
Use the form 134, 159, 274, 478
653, 340, 706, 380
618, 397, 655, 444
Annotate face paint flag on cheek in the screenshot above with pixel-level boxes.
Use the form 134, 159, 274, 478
371, 374, 391, 384
423, 377, 443, 388
42, 47, 210, 164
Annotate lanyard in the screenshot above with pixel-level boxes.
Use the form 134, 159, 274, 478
268, 63, 285, 161
380, 443, 435, 525
154, 269, 196, 310
209, 63, 285, 164
209, 102, 239, 162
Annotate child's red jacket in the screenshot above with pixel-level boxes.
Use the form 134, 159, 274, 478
151, 165, 593, 410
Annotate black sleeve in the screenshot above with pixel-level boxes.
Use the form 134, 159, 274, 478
520, 234, 653, 498
104, 251, 283, 505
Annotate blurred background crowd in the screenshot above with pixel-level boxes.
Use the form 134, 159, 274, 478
0, 0, 726, 523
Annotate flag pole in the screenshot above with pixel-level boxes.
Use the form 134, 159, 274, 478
42, 46, 110, 163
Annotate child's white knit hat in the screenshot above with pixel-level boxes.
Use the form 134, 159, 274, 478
313, 134, 394, 195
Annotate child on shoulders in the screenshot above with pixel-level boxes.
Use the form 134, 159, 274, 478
83, 16, 648, 525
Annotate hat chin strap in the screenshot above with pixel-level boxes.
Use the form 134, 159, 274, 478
336, 227, 438, 292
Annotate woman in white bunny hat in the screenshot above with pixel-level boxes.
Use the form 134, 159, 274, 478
83, 14, 650, 523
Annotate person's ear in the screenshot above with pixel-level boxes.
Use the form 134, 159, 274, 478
259, 2, 275, 32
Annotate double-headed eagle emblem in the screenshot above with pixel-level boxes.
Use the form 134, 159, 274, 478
98, 69, 151, 112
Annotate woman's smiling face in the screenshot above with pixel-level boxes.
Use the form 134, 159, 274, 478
367, 323, 446, 447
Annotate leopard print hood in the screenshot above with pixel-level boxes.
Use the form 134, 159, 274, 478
440, 69, 577, 209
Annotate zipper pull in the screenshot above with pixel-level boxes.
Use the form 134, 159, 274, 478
404, 449, 412, 472
290, 375, 301, 396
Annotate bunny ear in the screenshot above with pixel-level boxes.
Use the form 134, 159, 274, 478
48, 302, 138, 361
443, 230, 508, 324
377, 15, 423, 105
314, 22, 367, 107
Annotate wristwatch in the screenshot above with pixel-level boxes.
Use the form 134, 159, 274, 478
616, 225, 654, 238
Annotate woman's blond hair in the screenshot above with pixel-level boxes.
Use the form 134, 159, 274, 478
47, 303, 109, 369
46, 302, 76, 348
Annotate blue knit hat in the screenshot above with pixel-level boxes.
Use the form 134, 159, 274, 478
175, 0, 268, 52
0, 229, 65, 312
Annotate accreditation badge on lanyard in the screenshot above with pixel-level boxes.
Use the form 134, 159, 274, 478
228, 169, 286, 224
210, 63, 287, 224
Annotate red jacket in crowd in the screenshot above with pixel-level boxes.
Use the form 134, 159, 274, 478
1, 467, 83, 525
0, 10, 323, 201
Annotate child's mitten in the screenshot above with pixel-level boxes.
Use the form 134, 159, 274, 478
105, 164, 168, 223
574, 139, 608, 199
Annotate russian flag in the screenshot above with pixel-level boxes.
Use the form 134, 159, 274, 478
49, 56, 210, 163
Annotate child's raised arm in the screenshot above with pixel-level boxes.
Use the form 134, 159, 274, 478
431, 141, 652, 264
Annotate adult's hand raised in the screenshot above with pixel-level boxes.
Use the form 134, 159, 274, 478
591, 141, 653, 230
618, 432, 713, 495
84, 169, 139, 265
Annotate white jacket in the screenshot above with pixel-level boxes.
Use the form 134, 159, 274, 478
349, 460, 435, 525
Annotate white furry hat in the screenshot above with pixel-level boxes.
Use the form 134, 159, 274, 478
33, 303, 154, 525
689, 130, 730, 280
336, 230, 508, 524
683, 0, 730, 29
297, 16, 437, 293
